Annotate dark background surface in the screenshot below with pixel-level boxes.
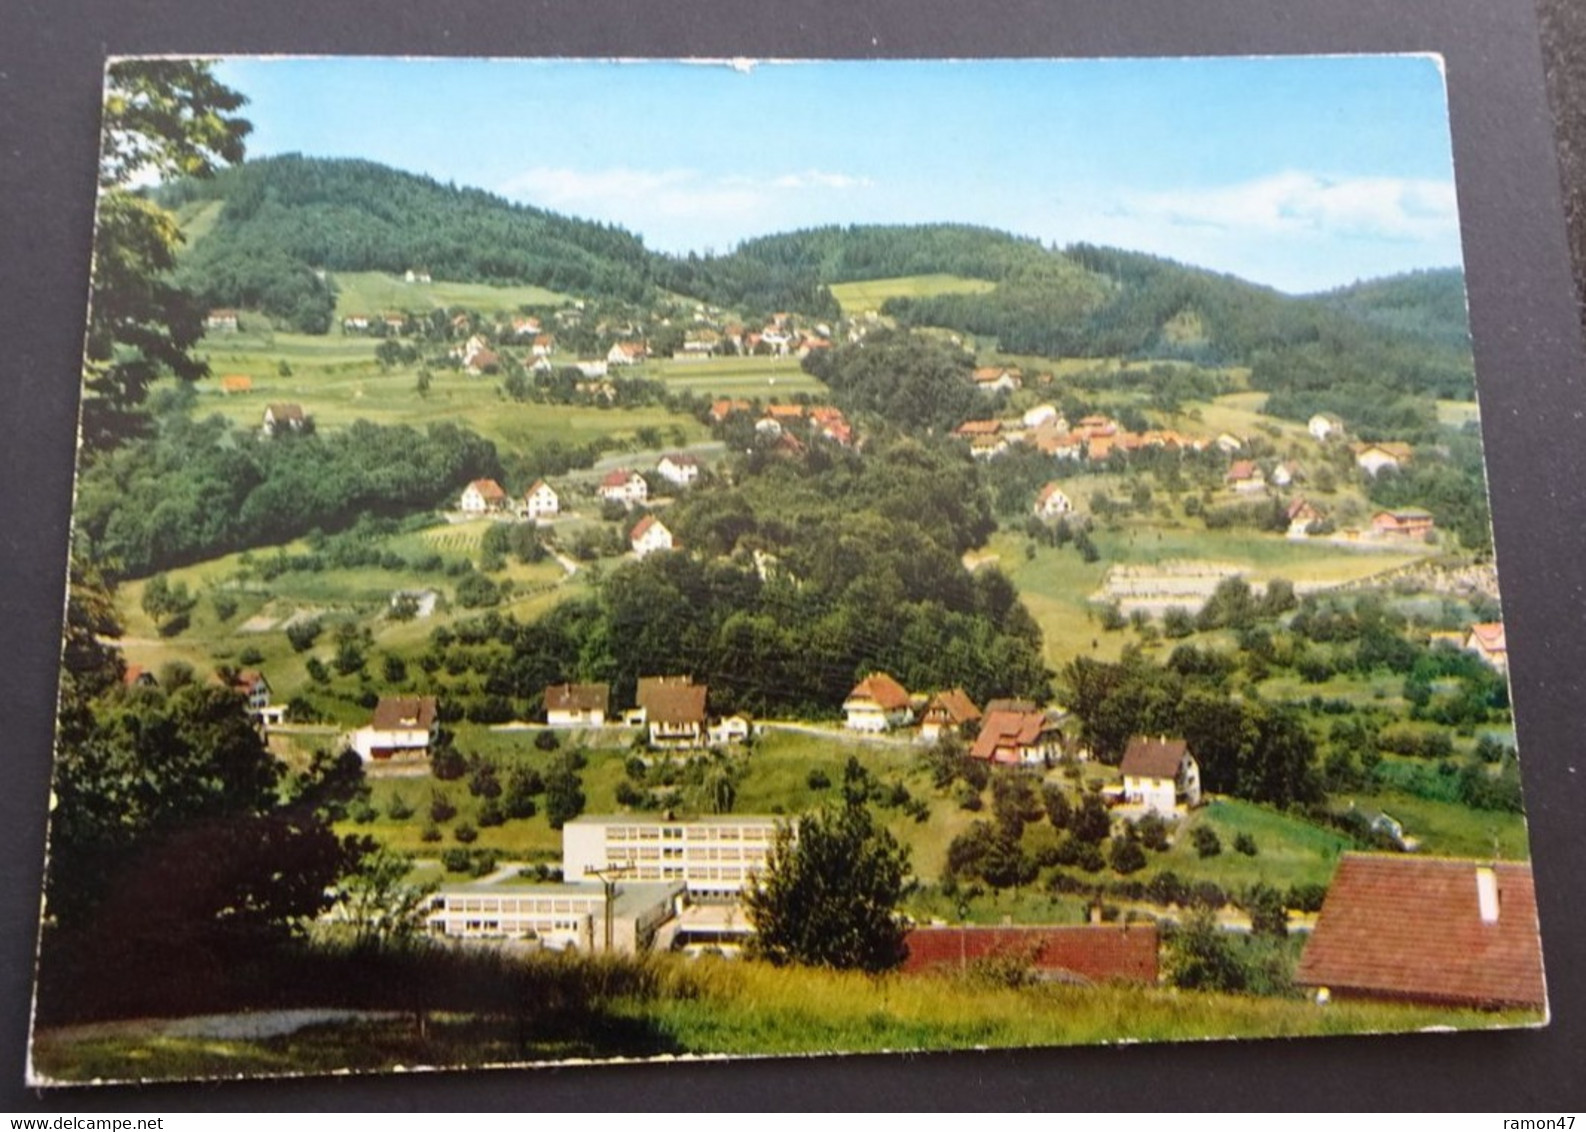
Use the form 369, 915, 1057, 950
3, 0, 1585, 1111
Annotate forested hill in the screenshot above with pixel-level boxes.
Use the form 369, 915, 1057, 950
1310, 268, 1474, 353
655, 224, 1082, 319
159, 155, 658, 329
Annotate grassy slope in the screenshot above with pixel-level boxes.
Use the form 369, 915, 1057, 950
332, 271, 571, 317
829, 273, 998, 314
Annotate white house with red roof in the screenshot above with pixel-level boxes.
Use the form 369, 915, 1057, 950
971, 704, 1065, 766
1119, 736, 1202, 816
1033, 482, 1074, 519
598, 469, 648, 507
1226, 460, 1266, 493
843, 672, 913, 732
630, 515, 675, 558
523, 479, 560, 521
1465, 621, 1508, 673
607, 340, 648, 366
460, 478, 509, 514
656, 453, 702, 488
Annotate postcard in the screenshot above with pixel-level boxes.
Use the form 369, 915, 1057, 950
28, 55, 1545, 1085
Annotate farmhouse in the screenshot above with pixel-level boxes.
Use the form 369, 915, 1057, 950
342, 314, 371, 333
424, 879, 685, 954
1022, 404, 1063, 430
1119, 736, 1202, 816
1295, 855, 1544, 1010
902, 924, 1159, 985
1465, 621, 1508, 673
261, 402, 307, 436
656, 453, 702, 488
919, 688, 981, 743
351, 695, 438, 761
522, 479, 560, 520
1355, 441, 1414, 475
1033, 482, 1074, 519
532, 333, 556, 357
511, 316, 542, 338
843, 672, 913, 732
1371, 507, 1435, 540
562, 815, 781, 897
459, 478, 509, 514
635, 676, 709, 748
630, 515, 675, 558
970, 704, 1064, 766
465, 349, 500, 376
708, 398, 752, 422
1226, 460, 1265, 493
599, 469, 648, 507
205, 309, 239, 333
544, 682, 610, 728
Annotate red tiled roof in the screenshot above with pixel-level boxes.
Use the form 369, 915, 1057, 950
1468, 622, 1506, 651
846, 672, 911, 712
1120, 736, 1189, 779
601, 468, 639, 488
925, 688, 981, 727
902, 925, 1158, 984
545, 682, 609, 714
954, 419, 1003, 437
371, 695, 437, 732
971, 707, 1052, 762
661, 452, 701, 468
631, 514, 669, 542
1227, 460, 1259, 481
1295, 855, 1545, 1009
467, 478, 507, 501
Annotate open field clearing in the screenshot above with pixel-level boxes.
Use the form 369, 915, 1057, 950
829, 273, 997, 314
184, 360, 708, 453
647, 353, 826, 397
1437, 398, 1482, 428
332, 271, 570, 317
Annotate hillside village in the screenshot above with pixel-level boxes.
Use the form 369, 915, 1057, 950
41, 133, 1542, 1076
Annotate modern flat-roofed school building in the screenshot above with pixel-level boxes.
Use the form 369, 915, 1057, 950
424, 880, 686, 953
561, 815, 782, 898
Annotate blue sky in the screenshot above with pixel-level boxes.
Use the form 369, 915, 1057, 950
214, 56, 1463, 294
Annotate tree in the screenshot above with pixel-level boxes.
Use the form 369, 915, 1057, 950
84, 60, 250, 448
334, 847, 438, 949
745, 798, 911, 973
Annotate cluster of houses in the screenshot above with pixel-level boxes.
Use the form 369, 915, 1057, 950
709, 400, 856, 449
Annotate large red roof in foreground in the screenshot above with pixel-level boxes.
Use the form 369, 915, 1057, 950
1296, 854, 1545, 1010
903, 925, 1158, 985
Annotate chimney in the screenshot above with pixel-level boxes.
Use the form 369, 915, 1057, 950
1476, 866, 1500, 924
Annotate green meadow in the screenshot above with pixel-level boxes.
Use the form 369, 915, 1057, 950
829, 273, 998, 314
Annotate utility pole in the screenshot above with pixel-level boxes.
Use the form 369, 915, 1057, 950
589, 863, 634, 953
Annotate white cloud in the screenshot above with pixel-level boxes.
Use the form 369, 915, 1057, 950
1116, 171, 1458, 244
497, 165, 873, 248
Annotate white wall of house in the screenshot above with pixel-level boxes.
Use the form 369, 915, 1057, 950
350, 727, 431, 761
1123, 774, 1177, 814
524, 485, 559, 519
547, 707, 605, 728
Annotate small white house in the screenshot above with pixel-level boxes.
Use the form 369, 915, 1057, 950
1119, 736, 1202, 816
460, 478, 509, 514
523, 479, 560, 521
351, 696, 439, 762
1033, 482, 1073, 519
1308, 413, 1344, 442
843, 673, 913, 732
1354, 442, 1413, 476
599, 469, 648, 507
656, 453, 702, 488
630, 515, 675, 557
545, 682, 610, 727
